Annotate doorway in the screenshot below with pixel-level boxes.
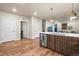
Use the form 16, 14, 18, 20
20, 21, 27, 39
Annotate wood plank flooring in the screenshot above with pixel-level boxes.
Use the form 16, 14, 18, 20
0, 39, 62, 56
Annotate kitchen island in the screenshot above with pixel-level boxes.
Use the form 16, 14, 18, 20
40, 32, 79, 56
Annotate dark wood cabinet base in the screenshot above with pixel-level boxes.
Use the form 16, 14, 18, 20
40, 33, 79, 56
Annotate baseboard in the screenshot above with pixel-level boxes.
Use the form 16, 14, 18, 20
32, 37, 39, 40
0, 38, 20, 44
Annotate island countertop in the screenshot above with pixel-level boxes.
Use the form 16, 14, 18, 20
40, 32, 79, 38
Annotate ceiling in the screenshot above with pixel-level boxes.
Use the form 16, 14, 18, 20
0, 3, 79, 20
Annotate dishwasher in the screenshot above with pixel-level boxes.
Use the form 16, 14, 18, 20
40, 33, 47, 47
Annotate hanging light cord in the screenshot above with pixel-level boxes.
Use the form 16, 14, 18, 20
72, 3, 76, 16
72, 3, 74, 13
51, 8, 53, 19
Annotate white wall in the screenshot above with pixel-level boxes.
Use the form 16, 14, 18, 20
0, 11, 42, 43
0, 11, 30, 43
75, 19, 79, 33
0, 12, 17, 43
29, 17, 32, 38
67, 19, 79, 33
30, 16, 42, 39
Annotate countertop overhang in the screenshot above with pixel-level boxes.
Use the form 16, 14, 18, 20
40, 32, 79, 38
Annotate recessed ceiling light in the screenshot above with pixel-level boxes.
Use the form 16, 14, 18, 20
33, 12, 37, 16
13, 8, 16, 12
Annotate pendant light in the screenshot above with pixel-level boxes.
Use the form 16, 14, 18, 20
49, 8, 54, 23
69, 3, 77, 20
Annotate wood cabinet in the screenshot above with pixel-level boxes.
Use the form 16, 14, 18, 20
51, 35, 55, 50
66, 37, 79, 55
47, 34, 52, 49
40, 33, 79, 56
54, 35, 59, 52
58, 36, 65, 54
54, 35, 67, 55
47, 34, 55, 50
65, 37, 72, 55
62, 37, 79, 56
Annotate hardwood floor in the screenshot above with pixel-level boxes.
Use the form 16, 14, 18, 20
0, 38, 62, 56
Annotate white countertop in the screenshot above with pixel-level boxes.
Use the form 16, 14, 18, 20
40, 32, 79, 38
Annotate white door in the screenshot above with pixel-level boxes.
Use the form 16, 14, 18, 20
22, 22, 27, 38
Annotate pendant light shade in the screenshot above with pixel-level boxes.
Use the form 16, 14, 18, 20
50, 20, 54, 23
69, 3, 77, 20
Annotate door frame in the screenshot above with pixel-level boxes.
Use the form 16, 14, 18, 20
20, 21, 28, 39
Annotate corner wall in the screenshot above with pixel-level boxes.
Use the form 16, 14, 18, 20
29, 16, 42, 39
0, 11, 30, 43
